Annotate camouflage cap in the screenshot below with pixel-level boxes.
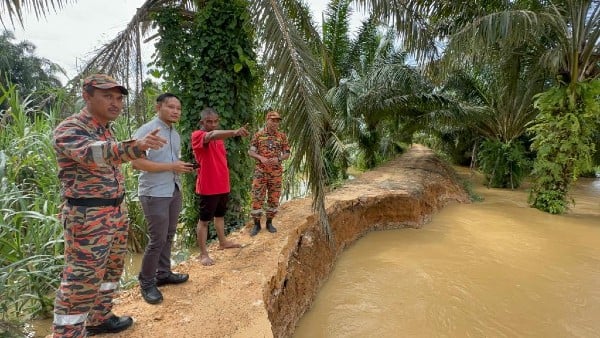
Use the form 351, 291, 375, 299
266, 111, 281, 120
82, 74, 128, 95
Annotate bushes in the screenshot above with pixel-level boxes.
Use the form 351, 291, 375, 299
477, 139, 531, 189
528, 81, 600, 214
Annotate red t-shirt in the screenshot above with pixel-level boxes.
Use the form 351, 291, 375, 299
191, 130, 230, 195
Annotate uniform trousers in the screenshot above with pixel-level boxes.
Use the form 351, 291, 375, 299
53, 202, 128, 338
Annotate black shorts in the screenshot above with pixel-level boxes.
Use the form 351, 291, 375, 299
198, 193, 229, 221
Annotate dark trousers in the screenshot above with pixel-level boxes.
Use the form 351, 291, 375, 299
138, 187, 182, 287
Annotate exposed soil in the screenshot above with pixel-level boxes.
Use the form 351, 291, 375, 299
100, 144, 469, 338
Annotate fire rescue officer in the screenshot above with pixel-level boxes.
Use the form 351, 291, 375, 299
248, 111, 290, 236
52, 74, 166, 337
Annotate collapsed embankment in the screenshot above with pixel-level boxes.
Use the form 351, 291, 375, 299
107, 144, 469, 338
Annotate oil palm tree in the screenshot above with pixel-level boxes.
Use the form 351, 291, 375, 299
358, 0, 599, 211
327, 26, 457, 169
441, 59, 545, 188
0, 31, 65, 112
440, 0, 600, 211
1, 0, 469, 231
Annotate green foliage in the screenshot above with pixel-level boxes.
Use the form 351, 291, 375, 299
0, 30, 65, 110
327, 40, 452, 171
321, 0, 352, 87
477, 139, 530, 189
122, 164, 148, 253
459, 177, 484, 202
528, 80, 600, 214
111, 117, 149, 253
153, 1, 257, 243
0, 82, 63, 321
582, 129, 600, 177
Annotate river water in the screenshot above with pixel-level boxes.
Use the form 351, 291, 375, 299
294, 173, 600, 338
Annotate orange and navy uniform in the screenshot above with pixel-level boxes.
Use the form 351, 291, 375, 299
52, 108, 145, 338
55, 108, 144, 199
249, 129, 290, 220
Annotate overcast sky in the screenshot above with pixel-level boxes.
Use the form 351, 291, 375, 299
10, 0, 364, 83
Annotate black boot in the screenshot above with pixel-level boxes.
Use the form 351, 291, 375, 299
266, 218, 277, 233
140, 284, 163, 304
87, 315, 133, 335
139, 274, 163, 304
250, 219, 261, 236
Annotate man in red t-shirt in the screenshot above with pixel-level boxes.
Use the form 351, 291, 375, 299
191, 107, 250, 266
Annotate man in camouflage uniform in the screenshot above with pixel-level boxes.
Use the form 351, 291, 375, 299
248, 111, 291, 236
52, 74, 166, 337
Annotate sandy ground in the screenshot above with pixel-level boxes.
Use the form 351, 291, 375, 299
106, 200, 312, 338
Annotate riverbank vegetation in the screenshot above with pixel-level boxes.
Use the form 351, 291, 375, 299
1, 0, 599, 333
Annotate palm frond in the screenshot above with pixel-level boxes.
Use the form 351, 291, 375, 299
322, 0, 352, 86
0, 0, 74, 28
251, 0, 331, 239
448, 2, 600, 82
65, 0, 196, 121
280, 0, 323, 49
346, 15, 378, 75
450, 10, 546, 55
352, 0, 439, 62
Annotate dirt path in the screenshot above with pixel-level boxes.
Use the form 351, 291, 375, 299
102, 144, 468, 338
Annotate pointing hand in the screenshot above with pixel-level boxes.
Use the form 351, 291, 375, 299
234, 124, 250, 137
137, 128, 167, 151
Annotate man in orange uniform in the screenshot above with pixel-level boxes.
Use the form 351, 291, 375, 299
248, 111, 290, 236
52, 74, 166, 337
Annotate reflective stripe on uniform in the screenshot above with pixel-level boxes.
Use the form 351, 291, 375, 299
250, 209, 263, 216
54, 313, 87, 326
90, 141, 107, 165
99, 282, 118, 291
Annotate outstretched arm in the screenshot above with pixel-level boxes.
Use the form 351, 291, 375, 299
54, 126, 166, 166
204, 125, 249, 142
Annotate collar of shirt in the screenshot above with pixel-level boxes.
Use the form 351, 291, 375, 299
154, 116, 172, 131
79, 108, 113, 136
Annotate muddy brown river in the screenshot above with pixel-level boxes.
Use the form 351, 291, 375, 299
294, 175, 600, 337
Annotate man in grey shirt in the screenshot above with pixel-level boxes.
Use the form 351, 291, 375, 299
132, 93, 194, 304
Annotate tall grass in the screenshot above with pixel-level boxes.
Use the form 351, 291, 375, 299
0, 83, 63, 323
111, 108, 150, 253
